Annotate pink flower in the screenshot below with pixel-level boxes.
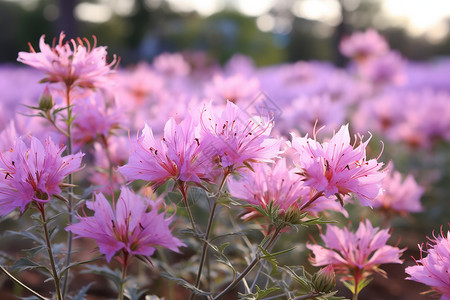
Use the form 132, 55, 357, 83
204, 74, 260, 104
290, 124, 385, 207
406, 227, 450, 299
228, 158, 347, 220
340, 29, 389, 61
200, 101, 281, 170
0, 136, 83, 215
17, 32, 117, 99
372, 164, 423, 214
72, 94, 123, 148
66, 187, 185, 262
308, 220, 403, 283
153, 52, 190, 77
228, 158, 303, 212
119, 116, 211, 188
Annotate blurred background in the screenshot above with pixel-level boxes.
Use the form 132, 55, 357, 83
1, 0, 450, 66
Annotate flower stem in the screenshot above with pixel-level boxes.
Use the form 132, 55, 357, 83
179, 183, 198, 234
62, 85, 74, 298
299, 191, 324, 211
39, 204, 63, 300
213, 227, 282, 300
119, 252, 129, 300
0, 264, 50, 300
188, 170, 230, 300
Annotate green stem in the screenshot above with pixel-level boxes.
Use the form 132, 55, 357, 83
300, 191, 324, 211
62, 85, 74, 298
119, 252, 129, 300
213, 228, 282, 300
179, 183, 198, 234
188, 170, 230, 300
0, 264, 50, 300
39, 204, 63, 300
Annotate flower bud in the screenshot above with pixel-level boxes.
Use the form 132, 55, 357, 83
312, 265, 336, 293
38, 86, 54, 111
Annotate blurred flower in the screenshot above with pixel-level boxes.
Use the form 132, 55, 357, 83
372, 164, 423, 214
0, 136, 83, 215
340, 29, 389, 61
67, 187, 185, 262
72, 94, 124, 148
153, 52, 190, 77
359, 51, 406, 86
119, 116, 211, 188
308, 220, 403, 295
204, 73, 260, 104
200, 101, 281, 170
17, 32, 117, 100
406, 227, 450, 299
290, 124, 385, 207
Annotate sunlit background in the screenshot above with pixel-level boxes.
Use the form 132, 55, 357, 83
1, 0, 450, 65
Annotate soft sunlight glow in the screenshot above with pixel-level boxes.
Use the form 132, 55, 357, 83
292, 0, 342, 26
234, 0, 275, 17
382, 0, 450, 40
256, 14, 275, 32
74, 2, 113, 23
165, 0, 224, 16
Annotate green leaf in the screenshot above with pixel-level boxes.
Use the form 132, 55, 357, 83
58, 256, 102, 277
81, 265, 122, 290
160, 272, 211, 297
125, 285, 149, 300
11, 258, 51, 276
281, 266, 312, 293
70, 283, 94, 300
239, 285, 280, 299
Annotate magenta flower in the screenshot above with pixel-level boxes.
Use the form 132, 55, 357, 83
119, 116, 211, 188
372, 164, 423, 214
340, 29, 388, 61
200, 101, 281, 170
204, 74, 260, 104
17, 32, 117, 99
308, 220, 403, 296
66, 187, 185, 262
0, 136, 84, 215
291, 124, 385, 207
406, 228, 450, 299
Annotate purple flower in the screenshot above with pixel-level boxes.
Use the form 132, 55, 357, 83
291, 124, 385, 207
200, 101, 281, 170
372, 164, 423, 214
67, 187, 185, 262
119, 116, 211, 188
406, 228, 450, 299
308, 220, 403, 287
17, 32, 117, 100
340, 29, 389, 61
0, 136, 83, 215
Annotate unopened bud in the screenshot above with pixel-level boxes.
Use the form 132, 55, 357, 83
39, 86, 54, 111
281, 205, 305, 225
312, 265, 336, 293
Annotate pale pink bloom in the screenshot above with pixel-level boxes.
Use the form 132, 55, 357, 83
204, 74, 260, 104
67, 187, 185, 262
72, 94, 123, 148
281, 94, 346, 136
359, 51, 406, 86
89, 136, 130, 192
290, 124, 385, 206
0, 136, 83, 215
200, 101, 281, 170
308, 220, 403, 280
119, 116, 211, 188
372, 164, 423, 214
17, 32, 117, 99
340, 29, 389, 60
406, 228, 450, 299
153, 52, 190, 77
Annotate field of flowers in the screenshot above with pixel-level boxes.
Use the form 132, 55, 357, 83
0, 29, 449, 300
